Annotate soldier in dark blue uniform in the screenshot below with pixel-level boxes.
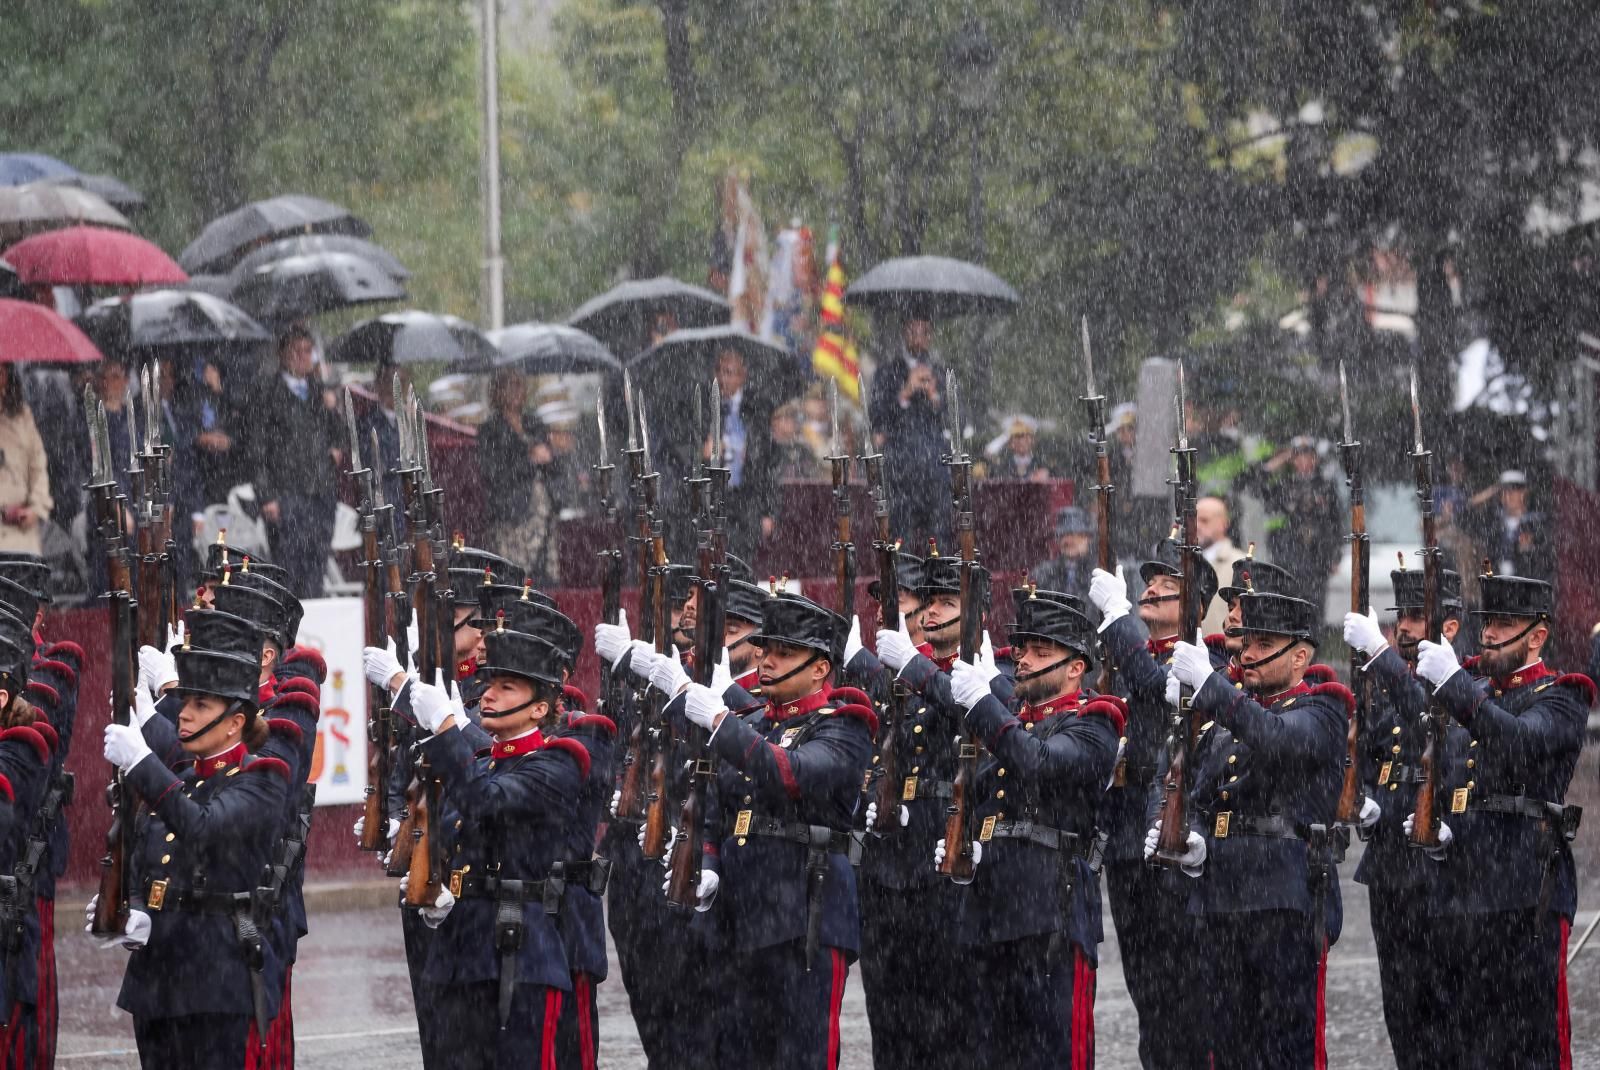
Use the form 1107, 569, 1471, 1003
1407, 573, 1590, 1069
96, 609, 293, 1067
1342, 566, 1466, 1070
1157, 591, 1348, 1070
1086, 546, 1222, 1070
676, 592, 875, 1068
939, 590, 1124, 1068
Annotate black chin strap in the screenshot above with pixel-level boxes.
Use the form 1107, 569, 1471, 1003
923, 615, 958, 636
1015, 655, 1074, 685
1238, 640, 1296, 674
179, 699, 247, 744
1479, 617, 1543, 653
761, 649, 822, 689
482, 695, 539, 722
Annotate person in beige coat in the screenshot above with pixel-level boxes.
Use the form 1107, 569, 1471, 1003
0, 365, 53, 555
1197, 495, 1246, 635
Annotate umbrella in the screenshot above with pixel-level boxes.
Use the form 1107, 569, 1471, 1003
229, 252, 405, 324
0, 154, 78, 187
0, 184, 130, 246
1, 225, 187, 287
458, 322, 620, 376
566, 276, 729, 354
179, 194, 372, 274
77, 290, 270, 354
844, 255, 1020, 318
327, 310, 498, 366
0, 259, 19, 300
42, 173, 146, 213
176, 274, 234, 298
0, 299, 102, 364
231, 234, 409, 282
632, 325, 806, 409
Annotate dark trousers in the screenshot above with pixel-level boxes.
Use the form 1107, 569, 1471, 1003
432, 981, 561, 1070
265, 494, 334, 599
606, 853, 715, 1069
1434, 909, 1570, 1069
553, 970, 599, 1070
133, 1013, 255, 1068
971, 935, 1096, 1070
1105, 861, 1208, 1070
1369, 887, 1449, 1070
859, 878, 972, 1069
722, 940, 850, 1070
1197, 909, 1324, 1070
401, 908, 445, 1069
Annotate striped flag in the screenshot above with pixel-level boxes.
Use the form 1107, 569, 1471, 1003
811, 228, 860, 401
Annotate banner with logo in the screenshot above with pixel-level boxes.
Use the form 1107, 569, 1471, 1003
293, 597, 369, 807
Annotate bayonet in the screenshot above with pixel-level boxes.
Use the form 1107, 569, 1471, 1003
947, 370, 965, 459
1081, 315, 1099, 401
710, 378, 723, 472
623, 370, 641, 454
122, 382, 141, 478
413, 389, 435, 492
596, 389, 610, 463
1176, 359, 1189, 451
343, 388, 367, 475
829, 378, 842, 459
638, 394, 655, 475
1339, 362, 1353, 447
369, 429, 388, 511
1409, 365, 1425, 455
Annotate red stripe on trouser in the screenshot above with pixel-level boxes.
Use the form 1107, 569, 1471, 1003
576, 973, 596, 1070
826, 948, 846, 1070
271, 967, 294, 1070
38, 895, 55, 1069
542, 989, 563, 1070
1314, 937, 1328, 1070
1071, 948, 1096, 1070
1558, 919, 1572, 1070
245, 1018, 261, 1070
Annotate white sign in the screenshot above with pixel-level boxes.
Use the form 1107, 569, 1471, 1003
292, 597, 368, 807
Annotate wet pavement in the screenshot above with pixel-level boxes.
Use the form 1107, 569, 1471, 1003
56, 745, 1600, 1068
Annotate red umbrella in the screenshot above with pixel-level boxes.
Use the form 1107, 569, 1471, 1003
1, 225, 187, 287
0, 298, 102, 364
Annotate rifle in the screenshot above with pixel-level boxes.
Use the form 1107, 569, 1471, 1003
1079, 317, 1116, 696
638, 385, 676, 861
130, 366, 174, 649
668, 383, 727, 907
346, 390, 393, 854
1335, 363, 1370, 824
1408, 368, 1448, 849
827, 379, 856, 634
861, 379, 910, 834
1153, 365, 1203, 866
85, 387, 139, 937
937, 373, 984, 882
614, 372, 657, 824
594, 391, 626, 724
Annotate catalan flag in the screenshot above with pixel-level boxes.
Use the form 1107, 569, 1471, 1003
811, 228, 860, 401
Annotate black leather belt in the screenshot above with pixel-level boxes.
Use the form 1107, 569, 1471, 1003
908, 778, 953, 801
1204, 812, 1303, 841
454, 873, 551, 901
732, 814, 864, 865
1379, 762, 1427, 785
142, 879, 249, 915
554, 858, 612, 895
984, 819, 1092, 857
1471, 794, 1582, 840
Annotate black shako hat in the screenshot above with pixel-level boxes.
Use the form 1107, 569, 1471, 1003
0, 634, 28, 699
1226, 592, 1318, 645
726, 579, 770, 626
725, 553, 755, 584
0, 575, 39, 630
0, 552, 50, 604
448, 546, 520, 584
490, 601, 580, 667
748, 592, 845, 663
1008, 590, 1096, 669
664, 563, 698, 606
222, 568, 302, 647
474, 581, 557, 629
1472, 574, 1552, 619
867, 551, 927, 604
1218, 559, 1296, 604
479, 625, 565, 687
212, 582, 293, 651
1139, 538, 1218, 613
916, 553, 962, 596
174, 607, 264, 706
1389, 568, 1463, 615
201, 541, 289, 585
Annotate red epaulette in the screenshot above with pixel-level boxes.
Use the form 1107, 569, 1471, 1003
830, 700, 879, 741
1303, 664, 1337, 685
993, 645, 1013, 662
268, 718, 304, 743
543, 736, 592, 780
828, 686, 873, 710
24, 681, 58, 708
40, 641, 85, 667
1310, 682, 1357, 717
281, 646, 327, 684
275, 675, 321, 703
0, 774, 13, 803
1551, 673, 1599, 706
562, 684, 589, 712
1204, 633, 1229, 653
1082, 694, 1129, 735
565, 713, 617, 738
31, 658, 76, 689
269, 691, 319, 718
0, 726, 49, 764
1461, 655, 1481, 673
244, 756, 292, 780
30, 720, 58, 755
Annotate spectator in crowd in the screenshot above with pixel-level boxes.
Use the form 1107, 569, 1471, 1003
713, 347, 777, 561
183, 357, 247, 506
769, 402, 820, 482
477, 368, 559, 585
868, 312, 952, 545
1468, 469, 1551, 579
1243, 436, 1342, 617
800, 392, 832, 464
1196, 494, 1248, 634
153, 357, 205, 597
250, 325, 343, 598
361, 361, 408, 523
0, 364, 52, 556
1029, 505, 1094, 596
985, 414, 1053, 481
535, 396, 586, 517
23, 367, 86, 534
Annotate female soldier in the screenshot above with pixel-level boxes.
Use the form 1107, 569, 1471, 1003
94, 610, 291, 1067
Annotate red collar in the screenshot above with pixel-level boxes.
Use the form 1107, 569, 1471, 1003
915, 641, 934, 659
457, 658, 478, 683
1148, 635, 1178, 658
196, 744, 246, 778
481, 730, 544, 759
932, 651, 959, 672
1258, 680, 1313, 706
766, 688, 831, 723
257, 678, 276, 704
734, 668, 760, 691
1493, 660, 1553, 693
1018, 690, 1080, 724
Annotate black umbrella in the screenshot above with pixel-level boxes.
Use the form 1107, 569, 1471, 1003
176, 274, 235, 298
179, 194, 372, 274
42, 173, 146, 213
0, 259, 20, 300
327, 310, 498, 366
633, 325, 806, 410
456, 322, 621, 376
77, 290, 270, 353
231, 234, 410, 282
230, 252, 405, 325
566, 276, 728, 355
844, 255, 1020, 318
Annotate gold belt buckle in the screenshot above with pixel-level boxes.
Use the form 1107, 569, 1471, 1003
979, 815, 998, 842
733, 810, 752, 837
448, 869, 465, 898
901, 776, 918, 801
1451, 788, 1469, 814
146, 878, 168, 911
1378, 761, 1392, 786
1214, 812, 1231, 839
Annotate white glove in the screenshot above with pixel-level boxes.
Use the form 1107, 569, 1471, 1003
979, 630, 996, 674
623, 641, 661, 682
593, 610, 632, 666
1402, 813, 1454, 859
865, 801, 910, 828
1358, 795, 1381, 830
164, 619, 185, 653
609, 788, 622, 819
1143, 821, 1206, 877
843, 614, 864, 665
419, 886, 456, 928
1090, 566, 1132, 629
950, 658, 998, 710
875, 624, 918, 672
410, 681, 453, 734
353, 815, 400, 846
137, 644, 178, 698
120, 910, 152, 949
640, 823, 681, 863
1169, 631, 1215, 692
681, 868, 719, 912
710, 647, 733, 694
1164, 670, 1182, 710
932, 837, 983, 884
103, 723, 152, 773
363, 642, 405, 693
131, 687, 158, 728
1343, 608, 1387, 660
648, 648, 690, 697
1416, 638, 1462, 690
683, 682, 725, 732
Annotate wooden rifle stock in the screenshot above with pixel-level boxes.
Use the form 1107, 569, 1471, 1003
938, 463, 982, 882
1335, 492, 1370, 823
1410, 452, 1445, 848
615, 452, 656, 824
640, 535, 673, 860
402, 756, 444, 907
360, 516, 392, 853
869, 506, 907, 833
1154, 442, 1200, 865
668, 531, 723, 907
91, 481, 138, 937
1094, 448, 1116, 695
